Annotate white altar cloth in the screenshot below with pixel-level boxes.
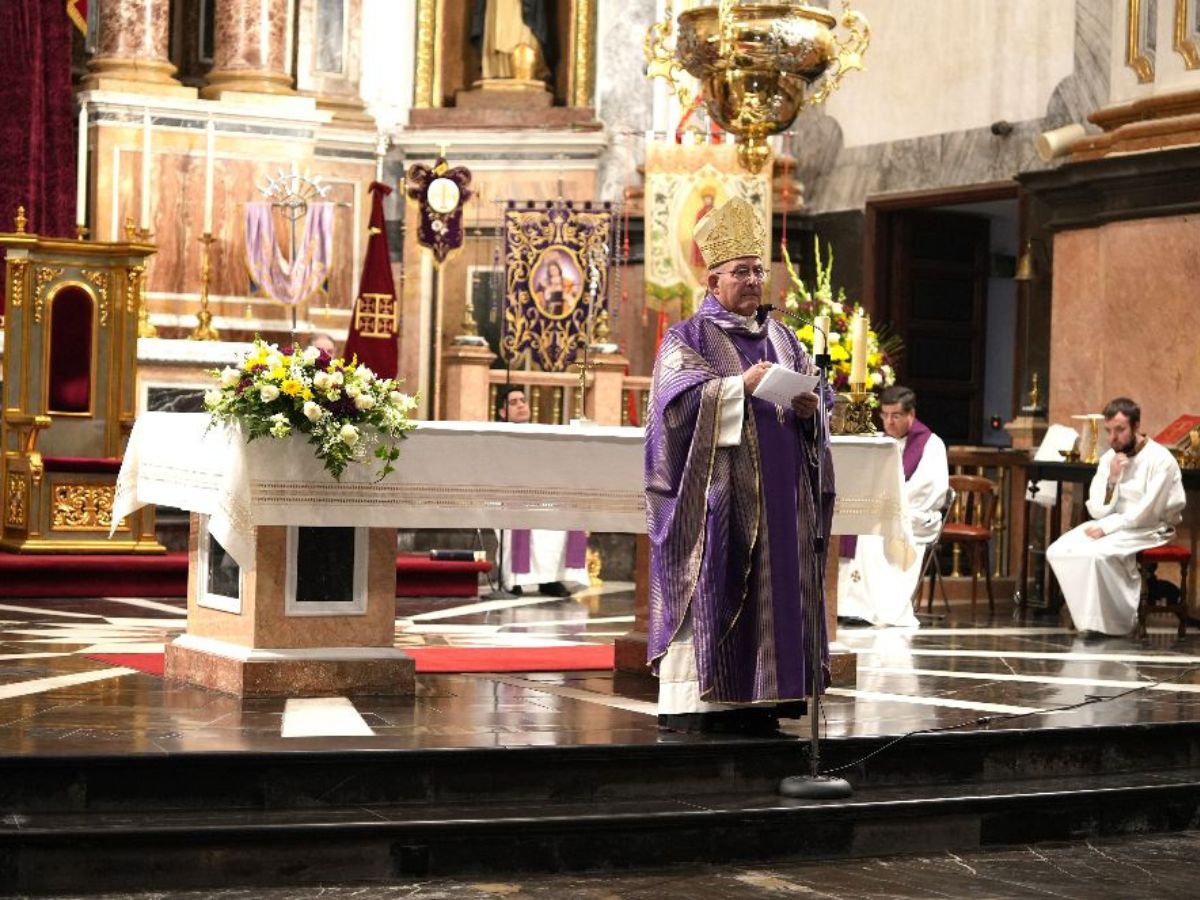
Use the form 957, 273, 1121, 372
114, 414, 912, 571
114, 413, 646, 569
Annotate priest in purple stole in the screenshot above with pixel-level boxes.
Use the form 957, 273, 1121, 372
838, 385, 949, 627
645, 197, 835, 735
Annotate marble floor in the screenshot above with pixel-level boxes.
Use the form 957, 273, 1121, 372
2, 589, 1200, 754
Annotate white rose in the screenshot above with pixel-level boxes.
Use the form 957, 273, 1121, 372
265, 353, 283, 370
313, 371, 332, 391
354, 393, 376, 411
345, 383, 361, 398
339, 423, 359, 446
870, 371, 883, 387
302, 346, 320, 364
219, 367, 241, 388
302, 401, 323, 423
204, 389, 223, 409
829, 332, 842, 345
259, 384, 280, 402
388, 390, 404, 406
357, 366, 375, 383
330, 371, 344, 386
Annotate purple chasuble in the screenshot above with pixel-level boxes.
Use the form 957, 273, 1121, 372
509, 529, 588, 573
644, 294, 836, 704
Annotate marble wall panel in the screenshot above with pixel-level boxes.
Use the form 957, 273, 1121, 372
594, 0, 656, 203
1049, 216, 1200, 435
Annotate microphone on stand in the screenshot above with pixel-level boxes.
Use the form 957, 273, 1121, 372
756, 303, 851, 799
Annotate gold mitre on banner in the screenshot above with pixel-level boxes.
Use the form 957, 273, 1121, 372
693, 197, 766, 270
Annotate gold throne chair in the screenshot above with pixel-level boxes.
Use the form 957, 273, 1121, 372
1, 215, 161, 553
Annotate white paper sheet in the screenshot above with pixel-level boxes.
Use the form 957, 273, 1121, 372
752, 365, 820, 406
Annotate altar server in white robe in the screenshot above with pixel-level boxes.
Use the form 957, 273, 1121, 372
839, 385, 949, 627
495, 385, 589, 597
1047, 397, 1186, 636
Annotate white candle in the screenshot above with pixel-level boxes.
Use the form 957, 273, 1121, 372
75, 101, 87, 229
203, 118, 215, 235
813, 314, 830, 356
140, 108, 151, 232
850, 314, 869, 385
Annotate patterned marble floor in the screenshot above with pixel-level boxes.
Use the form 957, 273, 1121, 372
2, 590, 1200, 754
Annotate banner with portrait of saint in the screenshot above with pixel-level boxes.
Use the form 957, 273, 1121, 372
644, 143, 772, 318
503, 202, 612, 372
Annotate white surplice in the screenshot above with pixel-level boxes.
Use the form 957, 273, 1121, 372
498, 530, 589, 592
838, 432, 950, 627
1046, 439, 1186, 635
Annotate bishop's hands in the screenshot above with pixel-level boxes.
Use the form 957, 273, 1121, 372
791, 391, 819, 419
742, 360, 772, 393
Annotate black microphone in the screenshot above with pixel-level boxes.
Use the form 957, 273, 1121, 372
755, 303, 774, 326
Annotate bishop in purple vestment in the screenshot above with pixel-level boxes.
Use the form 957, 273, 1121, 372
645, 198, 835, 735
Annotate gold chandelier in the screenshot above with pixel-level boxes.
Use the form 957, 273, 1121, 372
646, 1, 870, 172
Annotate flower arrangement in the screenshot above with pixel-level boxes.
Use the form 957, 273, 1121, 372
783, 238, 901, 398
204, 339, 418, 481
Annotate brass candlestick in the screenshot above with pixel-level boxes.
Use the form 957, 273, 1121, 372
572, 357, 593, 424
190, 233, 220, 341
833, 381, 876, 435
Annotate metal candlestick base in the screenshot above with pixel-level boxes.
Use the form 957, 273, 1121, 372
832, 382, 877, 435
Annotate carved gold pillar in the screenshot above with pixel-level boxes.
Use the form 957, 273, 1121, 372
203, 0, 296, 99
83, 0, 181, 89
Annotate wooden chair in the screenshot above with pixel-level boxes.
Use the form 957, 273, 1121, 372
1135, 545, 1192, 638
940, 474, 998, 617
915, 487, 956, 617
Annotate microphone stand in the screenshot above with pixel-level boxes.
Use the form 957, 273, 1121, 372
759, 305, 852, 800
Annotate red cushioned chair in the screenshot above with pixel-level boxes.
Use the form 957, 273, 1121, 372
1136, 544, 1192, 638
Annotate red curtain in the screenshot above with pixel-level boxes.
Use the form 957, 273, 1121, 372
0, 1, 76, 239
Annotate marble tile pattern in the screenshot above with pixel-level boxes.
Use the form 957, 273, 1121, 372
790, 0, 1113, 214
594, 0, 657, 204
2, 590, 1200, 754
93, 0, 172, 62
212, 0, 291, 74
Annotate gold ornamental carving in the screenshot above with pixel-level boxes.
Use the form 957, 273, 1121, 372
51, 483, 127, 532
5, 474, 27, 529
1175, 0, 1200, 69
414, 0, 440, 108
33, 267, 63, 324
8, 258, 28, 307
1127, 0, 1156, 83
82, 269, 110, 327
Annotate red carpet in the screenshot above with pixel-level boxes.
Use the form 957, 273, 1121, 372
88, 645, 613, 676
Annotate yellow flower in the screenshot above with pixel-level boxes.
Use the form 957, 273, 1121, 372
831, 344, 850, 362
270, 366, 288, 381
280, 378, 304, 397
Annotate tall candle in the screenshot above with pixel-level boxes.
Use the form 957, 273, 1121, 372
813, 314, 830, 356
75, 102, 88, 230
203, 118, 215, 235
140, 108, 151, 232
850, 314, 869, 385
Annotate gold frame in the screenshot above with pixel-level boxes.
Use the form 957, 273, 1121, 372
413, 0, 596, 109
1127, 0, 1156, 83
1175, 0, 1200, 69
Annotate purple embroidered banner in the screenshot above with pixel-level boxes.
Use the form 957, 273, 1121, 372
244, 201, 334, 307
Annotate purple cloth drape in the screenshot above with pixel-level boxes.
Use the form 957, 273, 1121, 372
509, 529, 587, 573
244, 201, 334, 306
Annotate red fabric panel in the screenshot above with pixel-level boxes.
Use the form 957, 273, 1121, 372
43, 456, 122, 473
343, 182, 400, 378
47, 286, 93, 413
0, 2, 76, 268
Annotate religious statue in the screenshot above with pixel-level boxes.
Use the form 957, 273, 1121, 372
471, 0, 557, 84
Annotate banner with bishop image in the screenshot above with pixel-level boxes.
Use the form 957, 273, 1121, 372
644, 142, 772, 319
503, 201, 612, 372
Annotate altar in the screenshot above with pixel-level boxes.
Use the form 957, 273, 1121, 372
113, 415, 911, 695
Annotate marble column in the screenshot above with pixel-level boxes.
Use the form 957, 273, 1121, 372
83, 0, 180, 88
203, 0, 296, 99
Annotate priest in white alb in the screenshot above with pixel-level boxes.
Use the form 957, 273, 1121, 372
1047, 397, 1186, 636
838, 385, 949, 627
495, 385, 589, 597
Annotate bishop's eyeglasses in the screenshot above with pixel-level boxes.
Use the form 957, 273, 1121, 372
720, 264, 767, 282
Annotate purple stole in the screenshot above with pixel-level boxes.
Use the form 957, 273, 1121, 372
840, 418, 932, 558
509, 529, 588, 574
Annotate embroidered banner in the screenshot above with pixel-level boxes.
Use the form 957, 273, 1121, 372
644, 143, 772, 318
244, 201, 334, 308
502, 202, 612, 372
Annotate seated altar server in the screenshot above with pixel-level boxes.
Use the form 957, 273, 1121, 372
1047, 397, 1186, 636
838, 385, 949, 627
495, 385, 589, 597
